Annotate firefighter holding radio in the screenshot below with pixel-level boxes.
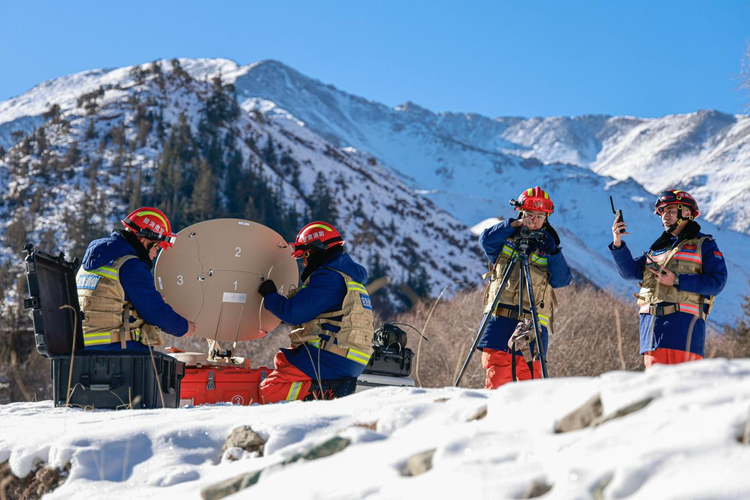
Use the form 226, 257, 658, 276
609, 190, 727, 367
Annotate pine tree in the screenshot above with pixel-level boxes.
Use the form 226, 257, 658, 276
723, 290, 750, 357
35, 127, 47, 154
278, 153, 301, 189
60, 141, 80, 171
406, 252, 430, 299
43, 104, 61, 123
66, 189, 108, 260
308, 171, 339, 224
189, 159, 216, 223
224, 151, 248, 216
367, 253, 391, 282
85, 120, 97, 140
2, 212, 29, 257
262, 136, 277, 168
129, 167, 143, 212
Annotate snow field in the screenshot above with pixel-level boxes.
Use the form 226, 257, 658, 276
1, 359, 750, 499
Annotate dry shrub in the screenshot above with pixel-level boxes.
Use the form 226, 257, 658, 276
706, 292, 750, 359
0, 348, 52, 404
0, 461, 67, 500
390, 284, 645, 389
550, 285, 643, 376
391, 289, 487, 389
705, 324, 749, 360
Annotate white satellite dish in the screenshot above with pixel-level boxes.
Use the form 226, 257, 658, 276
154, 219, 299, 342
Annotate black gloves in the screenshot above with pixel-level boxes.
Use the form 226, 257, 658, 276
538, 234, 558, 255
258, 279, 278, 297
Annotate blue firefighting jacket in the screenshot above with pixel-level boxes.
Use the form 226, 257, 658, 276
263, 252, 370, 379
477, 219, 572, 354
80, 231, 188, 351
609, 233, 727, 356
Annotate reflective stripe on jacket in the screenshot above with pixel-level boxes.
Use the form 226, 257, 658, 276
477, 219, 572, 353
288, 269, 374, 364
76, 255, 162, 347
636, 237, 717, 318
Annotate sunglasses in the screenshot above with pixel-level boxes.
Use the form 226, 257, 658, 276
521, 212, 547, 221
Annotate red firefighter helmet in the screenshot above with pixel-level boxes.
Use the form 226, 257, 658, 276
121, 207, 176, 250
289, 221, 344, 259
654, 190, 700, 219
515, 186, 554, 214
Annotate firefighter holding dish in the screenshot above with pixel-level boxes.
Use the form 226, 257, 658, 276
76, 207, 196, 350
257, 221, 374, 402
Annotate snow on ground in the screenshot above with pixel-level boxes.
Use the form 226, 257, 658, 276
2, 359, 750, 499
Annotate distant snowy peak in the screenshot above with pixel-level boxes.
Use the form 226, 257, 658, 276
180, 59, 749, 233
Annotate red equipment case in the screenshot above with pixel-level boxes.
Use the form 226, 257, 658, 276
171, 352, 269, 406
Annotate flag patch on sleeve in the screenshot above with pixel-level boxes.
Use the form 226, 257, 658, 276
714, 251, 723, 259
360, 295, 373, 311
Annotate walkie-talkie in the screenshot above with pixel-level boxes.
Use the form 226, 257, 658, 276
610, 196, 625, 233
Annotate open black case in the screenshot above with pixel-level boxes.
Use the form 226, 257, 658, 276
363, 323, 414, 378
23, 244, 184, 409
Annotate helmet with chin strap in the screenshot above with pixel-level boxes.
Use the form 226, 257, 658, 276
289, 221, 344, 259
121, 207, 176, 250
654, 190, 700, 219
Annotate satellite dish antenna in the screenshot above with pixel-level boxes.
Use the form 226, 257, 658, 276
154, 219, 298, 342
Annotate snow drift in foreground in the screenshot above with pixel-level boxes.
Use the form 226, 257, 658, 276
2, 359, 750, 499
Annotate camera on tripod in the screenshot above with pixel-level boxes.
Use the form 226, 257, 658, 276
362, 323, 413, 377
508, 198, 546, 242
518, 226, 546, 241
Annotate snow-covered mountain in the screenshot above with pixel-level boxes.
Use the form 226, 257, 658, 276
182, 59, 750, 325
2, 359, 750, 499
1, 58, 749, 325
178, 59, 750, 235
0, 61, 481, 322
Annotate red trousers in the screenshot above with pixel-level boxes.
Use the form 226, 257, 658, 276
481, 349, 542, 389
259, 351, 312, 404
643, 348, 703, 368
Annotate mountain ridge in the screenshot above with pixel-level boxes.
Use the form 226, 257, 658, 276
1, 58, 749, 325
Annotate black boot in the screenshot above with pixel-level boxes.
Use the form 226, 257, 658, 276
304, 377, 358, 401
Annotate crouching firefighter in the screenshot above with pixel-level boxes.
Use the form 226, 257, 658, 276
257, 221, 374, 403
477, 187, 571, 388
76, 207, 196, 350
609, 189, 727, 367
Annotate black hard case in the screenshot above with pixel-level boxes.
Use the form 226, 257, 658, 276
23, 244, 83, 357
23, 244, 184, 409
363, 347, 413, 377
52, 351, 184, 409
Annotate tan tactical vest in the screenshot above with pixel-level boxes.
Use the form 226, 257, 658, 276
636, 236, 715, 318
76, 255, 164, 348
483, 241, 555, 333
287, 268, 374, 366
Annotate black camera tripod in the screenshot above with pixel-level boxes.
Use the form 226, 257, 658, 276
455, 227, 550, 387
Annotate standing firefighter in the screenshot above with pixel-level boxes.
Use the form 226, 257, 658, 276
257, 221, 374, 403
76, 207, 196, 350
477, 187, 572, 387
609, 190, 727, 367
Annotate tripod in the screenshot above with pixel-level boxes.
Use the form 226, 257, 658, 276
454, 229, 549, 387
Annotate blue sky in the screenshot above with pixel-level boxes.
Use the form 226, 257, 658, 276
2, 1, 748, 118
